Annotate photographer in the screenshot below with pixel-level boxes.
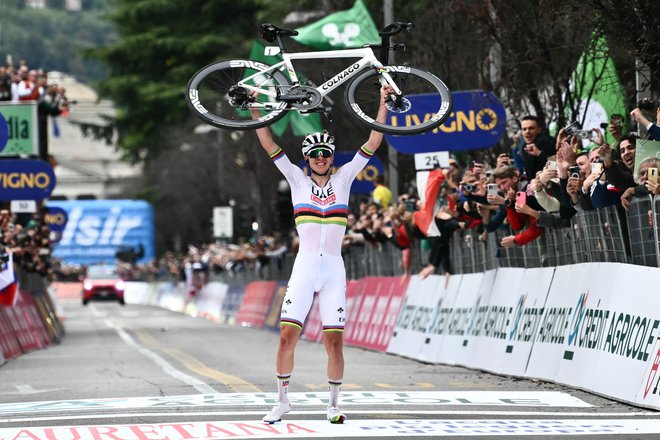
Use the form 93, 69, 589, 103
630, 99, 660, 141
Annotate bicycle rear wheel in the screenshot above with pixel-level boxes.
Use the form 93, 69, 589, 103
345, 66, 452, 135
186, 59, 291, 130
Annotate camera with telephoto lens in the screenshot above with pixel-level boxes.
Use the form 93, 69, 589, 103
638, 97, 659, 112
564, 121, 592, 140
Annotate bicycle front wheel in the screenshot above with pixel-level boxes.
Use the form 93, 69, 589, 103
345, 66, 452, 135
186, 59, 291, 130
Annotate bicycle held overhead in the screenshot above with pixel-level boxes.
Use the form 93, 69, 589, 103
186, 22, 453, 135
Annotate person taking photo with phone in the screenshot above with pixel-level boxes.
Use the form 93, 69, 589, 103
489, 165, 545, 248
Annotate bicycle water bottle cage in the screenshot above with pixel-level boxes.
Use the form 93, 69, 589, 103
261, 23, 298, 43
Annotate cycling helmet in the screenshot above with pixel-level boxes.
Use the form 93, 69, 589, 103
301, 131, 335, 157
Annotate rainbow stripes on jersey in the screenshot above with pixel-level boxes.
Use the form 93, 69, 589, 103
358, 145, 374, 160
269, 147, 285, 161
293, 204, 349, 228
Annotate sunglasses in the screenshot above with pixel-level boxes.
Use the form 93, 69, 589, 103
308, 148, 333, 159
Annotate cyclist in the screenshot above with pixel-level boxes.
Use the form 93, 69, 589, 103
251, 86, 391, 424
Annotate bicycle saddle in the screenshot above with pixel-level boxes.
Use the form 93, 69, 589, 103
261, 23, 299, 43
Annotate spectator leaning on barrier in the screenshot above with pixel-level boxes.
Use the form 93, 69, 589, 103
491, 165, 545, 248
620, 157, 660, 210
410, 168, 463, 279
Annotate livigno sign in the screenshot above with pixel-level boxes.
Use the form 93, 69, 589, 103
0, 159, 56, 200
0, 102, 39, 156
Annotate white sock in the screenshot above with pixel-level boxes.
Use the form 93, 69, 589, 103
328, 379, 342, 408
277, 373, 291, 404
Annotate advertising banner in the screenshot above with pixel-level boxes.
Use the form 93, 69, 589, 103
386, 275, 443, 359
0, 159, 56, 200
221, 284, 247, 325
301, 294, 323, 342
235, 281, 279, 328
299, 152, 384, 194
0, 102, 39, 156
360, 276, 409, 352
343, 279, 367, 343
417, 273, 463, 363
384, 90, 506, 154
48, 200, 155, 265
263, 282, 287, 331
538, 263, 660, 407
45, 206, 68, 233
470, 268, 554, 376
344, 277, 383, 347
442, 270, 495, 367
525, 264, 600, 383
188, 282, 229, 323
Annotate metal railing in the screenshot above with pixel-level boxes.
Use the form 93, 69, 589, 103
208, 196, 660, 283
451, 197, 657, 274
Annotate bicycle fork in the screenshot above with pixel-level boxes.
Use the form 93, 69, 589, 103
371, 61, 403, 106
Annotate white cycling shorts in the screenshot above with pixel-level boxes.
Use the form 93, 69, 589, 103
280, 252, 346, 332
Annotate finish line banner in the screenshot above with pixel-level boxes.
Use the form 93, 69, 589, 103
385, 90, 507, 154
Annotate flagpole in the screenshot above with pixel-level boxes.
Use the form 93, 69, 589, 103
384, 0, 399, 199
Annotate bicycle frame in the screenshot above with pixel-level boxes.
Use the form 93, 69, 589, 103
237, 47, 402, 108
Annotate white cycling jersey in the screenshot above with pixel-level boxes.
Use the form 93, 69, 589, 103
269, 145, 373, 257
269, 144, 374, 330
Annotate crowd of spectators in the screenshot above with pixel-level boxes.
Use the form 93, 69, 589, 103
0, 57, 70, 116
27, 99, 660, 291
0, 206, 52, 278
3, 55, 660, 290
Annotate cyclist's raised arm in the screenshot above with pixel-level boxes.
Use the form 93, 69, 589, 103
362, 85, 391, 153
250, 108, 280, 156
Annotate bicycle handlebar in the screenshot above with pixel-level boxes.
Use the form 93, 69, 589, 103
378, 22, 414, 37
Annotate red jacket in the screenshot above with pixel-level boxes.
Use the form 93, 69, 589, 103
505, 206, 544, 246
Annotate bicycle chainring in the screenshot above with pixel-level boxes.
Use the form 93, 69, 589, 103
286, 85, 323, 111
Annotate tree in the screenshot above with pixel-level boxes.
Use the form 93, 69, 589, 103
87, 0, 263, 163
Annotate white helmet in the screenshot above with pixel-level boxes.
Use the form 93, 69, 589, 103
301, 131, 335, 157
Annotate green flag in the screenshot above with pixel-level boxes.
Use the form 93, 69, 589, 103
247, 40, 323, 137
569, 33, 626, 140
293, 0, 379, 50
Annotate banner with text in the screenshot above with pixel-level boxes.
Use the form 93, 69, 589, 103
384, 90, 506, 154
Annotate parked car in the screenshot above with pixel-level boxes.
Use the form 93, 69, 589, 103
81, 264, 125, 306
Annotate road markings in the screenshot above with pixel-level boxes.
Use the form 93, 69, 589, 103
0, 410, 655, 424
3, 385, 61, 395
3, 419, 660, 438
135, 331, 261, 393
0, 391, 592, 415
102, 318, 217, 394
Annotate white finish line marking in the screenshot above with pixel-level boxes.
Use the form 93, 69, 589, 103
2, 419, 660, 439
0, 391, 591, 415
0, 410, 653, 425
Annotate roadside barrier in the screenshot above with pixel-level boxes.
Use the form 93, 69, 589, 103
46, 257, 660, 411
388, 264, 660, 411
0, 287, 63, 365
